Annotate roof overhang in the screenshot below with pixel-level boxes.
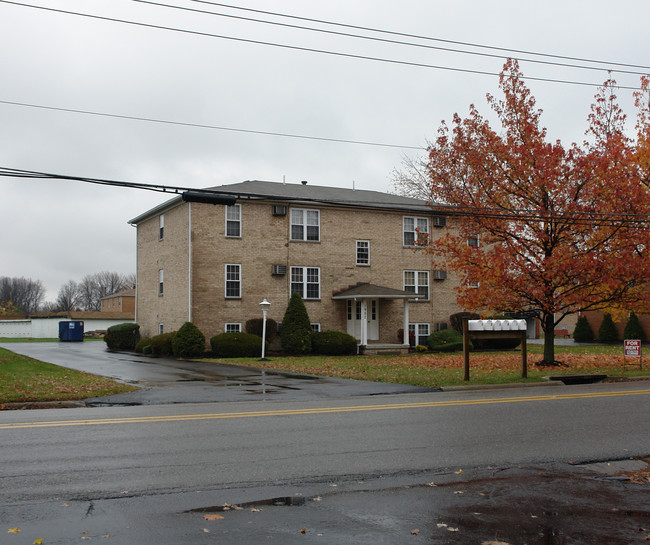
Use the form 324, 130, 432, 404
332, 283, 422, 300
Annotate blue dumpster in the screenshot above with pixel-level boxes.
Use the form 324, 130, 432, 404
59, 321, 84, 342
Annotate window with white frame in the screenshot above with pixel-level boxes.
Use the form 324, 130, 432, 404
158, 269, 164, 296
225, 264, 241, 298
225, 323, 241, 333
403, 216, 429, 246
403, 270, 429, 300
356, 240, 370, 265
468, 234, 480, 247
409, 323, 430, 347
311, 323, 321, 333
226, 204, 241, 238
159, 323, 164, 335
290, 266, 320, 299
291, 208, 320, 241
159, 214, 164, 240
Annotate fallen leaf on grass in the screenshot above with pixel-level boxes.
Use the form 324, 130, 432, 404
410, 528, 420, 535
203, 514, 224, 520
8, 527, 21, 534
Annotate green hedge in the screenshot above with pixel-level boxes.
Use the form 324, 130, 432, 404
210, 332, 264, 358
104, 323, 140, 351
135, 337, 152, 353
427, 328, 465, 352
246, 318, 278, 340
312, 330, 357, 355
149, 331, 177, 357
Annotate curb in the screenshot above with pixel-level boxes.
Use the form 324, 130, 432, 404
0, 400, 87, 411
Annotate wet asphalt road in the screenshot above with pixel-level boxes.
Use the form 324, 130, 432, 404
0, 341, 435, 405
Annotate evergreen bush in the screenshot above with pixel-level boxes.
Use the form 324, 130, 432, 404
171, 321, 206, 359
104, 322, 140, 351
427, 328, 465, 352
597, 313, 618, 343
210, 332, 264, 358
245, 317, 278, 340
149, 331, 177, 356
449, 311, 480, 333
623, 312, 646, 341
573, 316, 595, 343
135, 337, 151, 354
312, 330, 357, 355
280, 292, 312, 354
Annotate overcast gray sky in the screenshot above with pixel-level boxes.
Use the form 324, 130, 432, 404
1, 0, 648, 303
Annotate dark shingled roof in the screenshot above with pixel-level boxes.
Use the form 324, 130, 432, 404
130, 180, 435, 224
332, 283, 422, 300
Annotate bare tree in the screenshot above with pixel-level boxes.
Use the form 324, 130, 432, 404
389, 145, 433, 200
55, 280, 81, 311
0, 276, 46, 314
77, 271, 134, 311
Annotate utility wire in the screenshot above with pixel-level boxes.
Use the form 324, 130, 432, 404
1, 167, 648, 227
0, 0, 643, 90
191, 0, 650, 72
0, 99, 423, 150
134, 0, 648, 77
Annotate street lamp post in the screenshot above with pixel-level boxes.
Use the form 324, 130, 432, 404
259, 298, 271, 360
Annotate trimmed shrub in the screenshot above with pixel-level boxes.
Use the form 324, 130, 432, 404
415, 344, 428, 352
312, 330, 357, 355
149, 331, 177, 357
210, 332, 264, 358
573, 316, 595, 343
172, 322, 206, 359
135, 337, 152, 354
597, 313, 618, 343
104, 322, 140, 351
280, 292, 312, 354
246, 317, 278, 341
623, 312, 646, 341
427, 328, 465, 352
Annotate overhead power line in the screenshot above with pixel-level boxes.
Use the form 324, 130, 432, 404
134, 0, 648, 77
190, 0, 650, 72
0, 99, 423, 150
0, 0, 644, 90
1, 167, 648, 227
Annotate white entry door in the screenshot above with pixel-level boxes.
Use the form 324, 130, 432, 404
347, 299, 379, 341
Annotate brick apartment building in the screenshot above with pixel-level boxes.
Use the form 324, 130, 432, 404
129, 180, 466, 348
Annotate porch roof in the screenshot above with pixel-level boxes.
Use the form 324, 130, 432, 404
331, 283, 422, 300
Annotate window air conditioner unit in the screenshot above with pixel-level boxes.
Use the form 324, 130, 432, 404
433, 270, 447, 280
432, 216, 446, 227
272, 264, 287, 276
272, 204, 287, 216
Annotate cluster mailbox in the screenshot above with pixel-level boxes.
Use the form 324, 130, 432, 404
467, 319, 527, 331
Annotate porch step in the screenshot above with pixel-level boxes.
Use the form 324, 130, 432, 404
361, 343, 410, 356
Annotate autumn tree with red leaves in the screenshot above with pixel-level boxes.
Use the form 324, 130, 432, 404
419, 60, 650, 365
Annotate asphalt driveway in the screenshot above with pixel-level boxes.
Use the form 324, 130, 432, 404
1, 341, 435, 405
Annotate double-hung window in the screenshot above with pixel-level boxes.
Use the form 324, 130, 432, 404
225, 323, 241, 333
225, 264, 241, 298
226, 204, 241, 237
404, 270, 429, 300
468, 234, 480, 247
158, 269, 164, 296
291, 209, 320, 241
409, 323, 430, 347
403, 216, 429, 246
356, 240, 370, 266
159, 214, 164, 240
290, 266, 320, 300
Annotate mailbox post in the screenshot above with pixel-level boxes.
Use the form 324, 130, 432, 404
463, 319, 528, 381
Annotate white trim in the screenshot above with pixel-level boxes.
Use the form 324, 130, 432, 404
225, 264, 242, 299
225, 203, 242, 238
290, 208, 320, 241
356, 240, 370, 266
225, 322, 242, 333
290, 266, 321, 300
403, 215, 429, 246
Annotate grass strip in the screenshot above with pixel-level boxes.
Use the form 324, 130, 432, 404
0, 347, 138, 404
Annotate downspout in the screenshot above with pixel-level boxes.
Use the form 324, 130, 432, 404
133, 224, 138, 325
188, 202, 193, 322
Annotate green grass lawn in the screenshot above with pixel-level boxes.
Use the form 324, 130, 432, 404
202, 343, 649, 389
0, 347, 138, 404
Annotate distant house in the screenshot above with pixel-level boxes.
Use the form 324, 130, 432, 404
101, 288, 135, 314
129, 180, 468, 350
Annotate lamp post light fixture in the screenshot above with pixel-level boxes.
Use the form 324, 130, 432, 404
259, 298, 271, 360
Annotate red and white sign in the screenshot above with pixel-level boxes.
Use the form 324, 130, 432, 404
624, 339, 642, 357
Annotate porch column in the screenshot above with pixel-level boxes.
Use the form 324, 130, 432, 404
360, 299, 368, 346
403, 299, 410, 347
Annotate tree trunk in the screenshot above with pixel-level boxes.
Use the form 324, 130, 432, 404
542, 313, 556, 366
